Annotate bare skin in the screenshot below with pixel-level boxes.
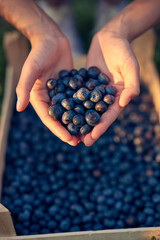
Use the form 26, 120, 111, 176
0, 0, 160, 146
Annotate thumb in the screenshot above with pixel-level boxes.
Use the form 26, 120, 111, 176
16, 54, 40, 112
119, 58, 140, 107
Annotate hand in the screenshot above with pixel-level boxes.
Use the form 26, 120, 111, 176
16, 34, 79, 146
83, 30, 140, 146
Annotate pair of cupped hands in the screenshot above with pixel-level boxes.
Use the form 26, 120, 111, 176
16, 24, 140, 147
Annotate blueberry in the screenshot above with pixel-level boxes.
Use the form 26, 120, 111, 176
57, 84, 65, 93
62, 110, 75, 124
74, 105, 85, 114
77, 87, 90, 101
70, 69, 78, 76
83, 100, 94, 109
49, 205, 59, 216
48, 104, 63, 120
98, 73, 110, 84
73, 92, 82, 103
95, 85, 107, 95
48, 220, 57, 229
61, 98, 74, 110
95, 101, 107, 114
78, 68, 87, 80
46, 78, 57, 89
69, 77, 83, 90
67, 123, 79, 135
80, 124, 92, 135
18, 210, 30, 221
105, 86, 117, 96
85, 110, 100, 126
87, 66, 101, 78
48, 89, 57, 99
103, 218, 115, 228
73, 114, 85, 127
90, 90, 102, 103
62, 76, 70, 87
85, 79, 99, 90
65, 89, 75, 98
59, 218, 71, 231
103, 94, 115, 105
59, 69, 69, 79
51, 93, 66, 105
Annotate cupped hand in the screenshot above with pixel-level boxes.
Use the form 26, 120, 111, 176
16, 35, 79, 146
83, 30, 140, 146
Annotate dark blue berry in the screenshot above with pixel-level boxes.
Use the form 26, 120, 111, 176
69, 77, 83, 90
74, 105, 85, 114
46, 78, 57, 89
78, 68, 87, 80
83, 100, 94, 109
57, 84, 65, 93
85, 79, 99, 90
73, 114, 85, 127
67, 123, 79, 135
48, 89, 57, 99
95, 101, 107, 114
85, 110, 100, 126
65, 89, 75, 97
59, 218, 71, 231
105, 86, 117, 96
62, 110, 75, 125
95, 85, 107, 95
73, 92, 82, 103
77, 87, 90, 101
103, 94, 115, 105
62, 76, 70, 87
48, 104, 63, 120
51, 93, 65, 105
87, 66, 101, 78
80, 124, 92, 135
61, 98, 74, 110
90, 90, 102, 103
59, 70, 69, 79
70, 69, 78, 76
98, 73, 110, 84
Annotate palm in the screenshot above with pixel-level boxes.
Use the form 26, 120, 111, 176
83, 32, 139, 146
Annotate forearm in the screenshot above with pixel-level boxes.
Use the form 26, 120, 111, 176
0, 0, 63, 45
103, 0, 160, 42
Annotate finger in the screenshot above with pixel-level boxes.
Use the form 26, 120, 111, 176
119, 58, 140, 107
16, 54, 41, 112
83, 101, 122, 146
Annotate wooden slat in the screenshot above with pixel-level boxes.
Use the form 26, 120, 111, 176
0, 204, 16, 237
0, 32, 28, 198
1, 227, 160, 240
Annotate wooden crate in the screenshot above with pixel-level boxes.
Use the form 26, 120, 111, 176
0, 30, 160, 239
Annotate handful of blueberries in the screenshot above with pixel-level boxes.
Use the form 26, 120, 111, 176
47, 66, 117, 135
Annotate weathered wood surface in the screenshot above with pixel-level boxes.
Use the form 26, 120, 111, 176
0, 32, 28, 197
0, 227, 160, 240
0, 204, 16, 237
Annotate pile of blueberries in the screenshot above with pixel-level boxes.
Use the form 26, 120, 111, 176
47, 67, 116, 135
1, 84, 160, 235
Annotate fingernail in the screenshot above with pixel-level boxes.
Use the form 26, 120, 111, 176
16, 98, 21, 111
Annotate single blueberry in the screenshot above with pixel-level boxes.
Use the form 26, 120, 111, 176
59, 69, 69, 79
61, 98, 74, 110
85, 79, 99, 90
67, 123, 79, 135
70, 69, 78, 76
90, 90, 102, 103
62, 110, 75, 124
98, 73, 110, 84
95, 101, 108, 114
74, 105, 85, 114
69, 77, 83, 90
48, 220, 57, 229
95, 85, 107, 95
73, 114, 85, 127
65, 89, 75, 97
62, 76, 70, 87
18, 210, 30, 221
87, 66, 101, 78
78, 68, 87, 80
46, 78, 57, 89
83, 100, 94, 109
105, 86, 117, 96
77, 87, 90, 101
59, 218, 71, 231
85, 110, 100, 126
48, 89, 57, 99
103, 94, 115, 105
73, 92, 82, 103
103, 218, 116, 228
51, 93, 65, 105
49, 205, 59, 216
48, 104, 63, 120
56, 83, 65, 93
